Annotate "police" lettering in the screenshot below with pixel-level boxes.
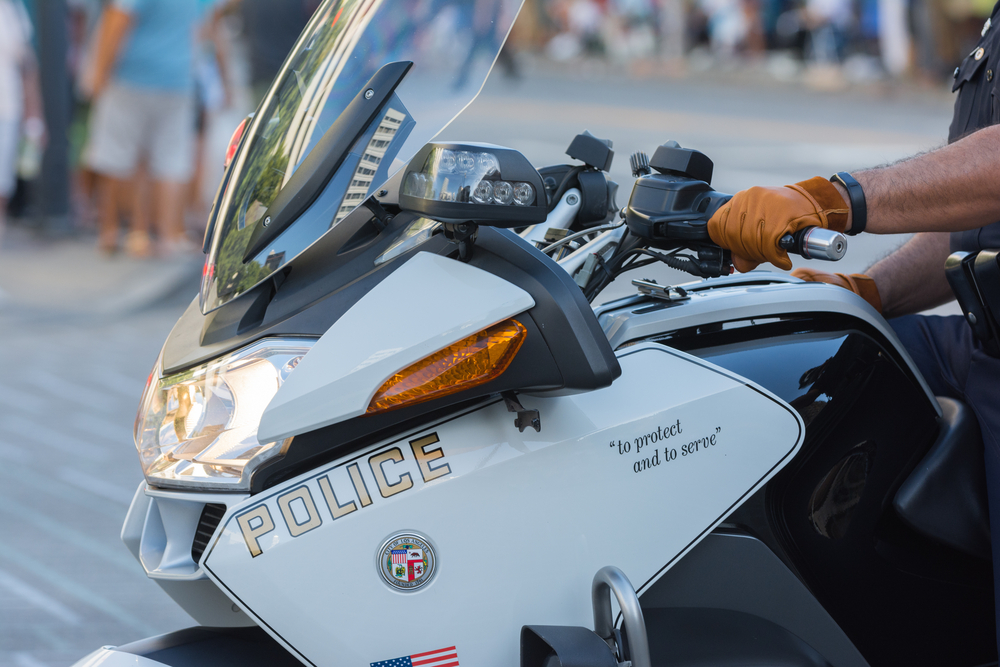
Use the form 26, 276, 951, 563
237, 432, 450, 557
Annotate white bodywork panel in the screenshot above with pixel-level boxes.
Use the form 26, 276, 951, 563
258, 252, 535, 442
205, 344, 804, 667
596, 272, 940, 415
120, 482, 255, 627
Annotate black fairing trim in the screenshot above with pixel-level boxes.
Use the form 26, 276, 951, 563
475, 227, 621, 389
664, 314, 996, 667
630, 609, 831, 667
111, 627, 301, 666
894, 396, 991, 559
241, 61, 413, 263
520, 626, 618, 667
640, 532, 866, 667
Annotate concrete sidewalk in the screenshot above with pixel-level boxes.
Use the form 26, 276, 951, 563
0, 226, 202, 321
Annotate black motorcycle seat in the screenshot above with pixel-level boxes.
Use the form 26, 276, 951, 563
893, 397, 992, 560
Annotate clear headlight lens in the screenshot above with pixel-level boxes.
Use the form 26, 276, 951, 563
400, 147, 536, 207
135, 338, 314, 491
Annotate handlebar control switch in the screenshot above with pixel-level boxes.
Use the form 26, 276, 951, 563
566, 130, 614, 172
624, 170, 731, 245
649, 141, 714, 184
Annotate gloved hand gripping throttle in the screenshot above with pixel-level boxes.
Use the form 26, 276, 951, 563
707, 177, 850, 272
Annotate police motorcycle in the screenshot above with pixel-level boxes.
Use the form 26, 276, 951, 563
72, 1, 997, 666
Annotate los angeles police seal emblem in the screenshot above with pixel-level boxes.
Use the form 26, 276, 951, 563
377, 533, 436, 591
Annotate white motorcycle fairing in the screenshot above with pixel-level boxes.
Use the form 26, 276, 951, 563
258, 252, 536, 442
202, 343, 804, 666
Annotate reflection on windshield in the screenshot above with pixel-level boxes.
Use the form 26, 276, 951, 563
202, 0, 521, 313
334, 107, 407, 225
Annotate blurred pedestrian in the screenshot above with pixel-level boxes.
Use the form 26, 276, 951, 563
699, 0, 751, 56
84, 0, 208, 257
877, 0, 910, 76
233, 0, 319, 104
187, 4, 233, 227
0, 0, 44, 250
803, 0, 851, 64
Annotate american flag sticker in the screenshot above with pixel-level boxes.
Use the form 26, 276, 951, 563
370, 645, 459, 667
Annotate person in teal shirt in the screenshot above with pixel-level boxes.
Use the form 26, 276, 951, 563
84, 0, 212, 256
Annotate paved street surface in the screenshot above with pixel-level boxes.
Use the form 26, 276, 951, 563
0, 67, 955, 666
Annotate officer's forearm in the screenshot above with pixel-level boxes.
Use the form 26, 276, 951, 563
833, 125, 1000, 235
867, 232, 955, 317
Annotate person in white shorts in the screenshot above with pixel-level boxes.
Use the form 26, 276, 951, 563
0, 0, 44, 251
85, 0, 207, 256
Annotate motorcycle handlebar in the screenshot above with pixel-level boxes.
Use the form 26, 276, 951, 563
778, 227, 847, 261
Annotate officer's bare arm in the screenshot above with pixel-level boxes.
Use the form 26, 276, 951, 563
866, 232, 955, 317
832, 124, 1000, 235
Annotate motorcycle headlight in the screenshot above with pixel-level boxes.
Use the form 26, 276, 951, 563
134, 338, 315, 491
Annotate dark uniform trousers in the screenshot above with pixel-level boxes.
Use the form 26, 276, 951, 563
892, 1, 1000, 652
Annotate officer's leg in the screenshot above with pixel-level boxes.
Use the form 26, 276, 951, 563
890, 314, 1000, 655
889, 314, 973, 398
965, 348, 1000, 657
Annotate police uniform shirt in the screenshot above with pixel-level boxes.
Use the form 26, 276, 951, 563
950, 2, 1000, 252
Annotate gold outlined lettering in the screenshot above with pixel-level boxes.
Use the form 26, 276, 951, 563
347, 462, 373, 507
410, 433, 451, 483
318, 475, 358, 519
237, 506, 275, 558
277, 486, 322, 537
369, 447, 414, 498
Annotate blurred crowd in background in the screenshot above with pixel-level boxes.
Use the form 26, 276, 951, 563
2, 0, 321, 260
0, 0, 986, 259
514, 0, 994, 82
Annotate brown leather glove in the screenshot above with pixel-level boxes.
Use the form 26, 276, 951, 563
708, 177, 849, 272
791, 267, 882, 312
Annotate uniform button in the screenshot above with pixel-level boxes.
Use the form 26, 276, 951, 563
975, 47, 985, 60
954, 66, 961, 78
989, 69, 994, 81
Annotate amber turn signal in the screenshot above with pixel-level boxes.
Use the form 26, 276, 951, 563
367, 319, 527, 415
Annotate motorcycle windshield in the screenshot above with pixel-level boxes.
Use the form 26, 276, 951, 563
201, 0, 522, 313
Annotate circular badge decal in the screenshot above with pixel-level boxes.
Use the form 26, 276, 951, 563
377, 533, 436, 591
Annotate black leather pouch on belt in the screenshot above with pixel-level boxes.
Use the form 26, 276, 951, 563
945, 249, 1000, 357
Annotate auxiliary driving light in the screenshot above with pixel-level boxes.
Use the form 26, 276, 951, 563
398, 143, 547, 225
367, 319, 527, 414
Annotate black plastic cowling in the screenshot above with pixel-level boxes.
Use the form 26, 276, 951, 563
566, 130, 614, 172
894, 397, 991, 559
521, 626, 618, 667
649, 141, 713, 184
623, 141, 730, 246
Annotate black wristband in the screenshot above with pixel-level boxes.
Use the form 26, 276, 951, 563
831, 172, 867, 236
